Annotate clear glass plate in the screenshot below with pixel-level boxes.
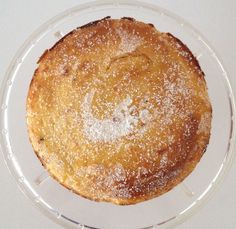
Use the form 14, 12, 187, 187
0, 1, 235, 229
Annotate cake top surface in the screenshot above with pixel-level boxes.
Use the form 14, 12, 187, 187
27, 17, 212, 204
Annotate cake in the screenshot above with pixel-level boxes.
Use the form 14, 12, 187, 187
26, 17, 212, 205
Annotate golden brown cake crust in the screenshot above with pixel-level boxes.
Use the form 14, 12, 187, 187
26, 17, 212, 205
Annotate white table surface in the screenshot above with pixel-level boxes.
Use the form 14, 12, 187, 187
0, 0, 236, 228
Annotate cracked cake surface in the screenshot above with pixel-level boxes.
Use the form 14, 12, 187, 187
26, 17, 212, 205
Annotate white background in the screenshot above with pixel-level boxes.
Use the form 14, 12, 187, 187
0, 0, 235, 228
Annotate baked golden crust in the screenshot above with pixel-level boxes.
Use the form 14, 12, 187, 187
26, 17, 212, 205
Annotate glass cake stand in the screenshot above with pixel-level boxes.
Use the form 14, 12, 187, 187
0, 1, 235, 228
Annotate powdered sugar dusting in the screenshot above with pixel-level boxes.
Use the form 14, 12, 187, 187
81, 90, 134, 142
76, 163, 132, 199
116, 28, 142, 54
81, 89, 149, 142
160, 152, 168, 168
197, 112, 211, 135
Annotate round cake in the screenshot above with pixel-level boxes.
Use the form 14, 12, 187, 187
26, 17, 212, 205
